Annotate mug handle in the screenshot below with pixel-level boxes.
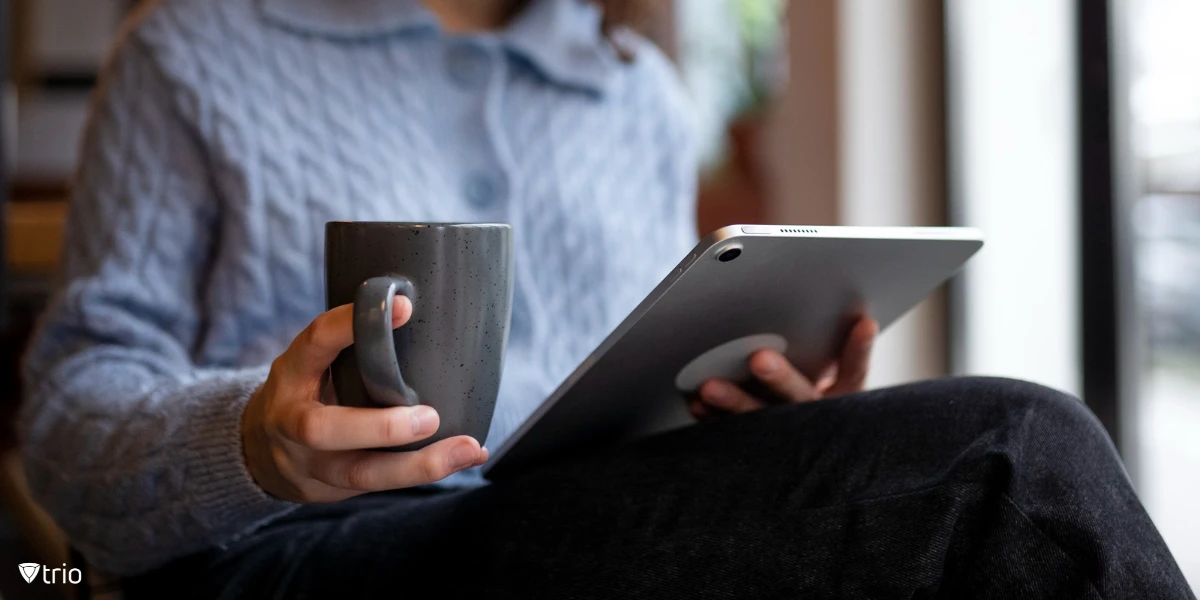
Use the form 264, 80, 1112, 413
353, 275, 419, 407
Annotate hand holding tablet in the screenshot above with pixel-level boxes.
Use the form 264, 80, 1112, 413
485, 224, 983, 480
689, 316, 879, 419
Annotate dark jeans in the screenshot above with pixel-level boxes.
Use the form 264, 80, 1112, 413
127, 377, 1194, 599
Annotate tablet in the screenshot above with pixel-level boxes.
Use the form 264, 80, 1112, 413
483, 224, 984, 480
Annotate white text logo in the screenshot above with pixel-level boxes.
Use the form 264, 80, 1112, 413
17, 563, 81, 584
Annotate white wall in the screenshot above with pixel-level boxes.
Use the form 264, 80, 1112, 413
766, 0, 1080, 392
839, 0, 946, 387
945, 0, 1081, 395
766, 0, 948, 388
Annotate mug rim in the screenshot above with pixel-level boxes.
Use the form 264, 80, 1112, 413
327, 221, 510, 229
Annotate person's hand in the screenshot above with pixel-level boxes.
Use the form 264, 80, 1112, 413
241, 297, 487, 503
689, 318, 879, 419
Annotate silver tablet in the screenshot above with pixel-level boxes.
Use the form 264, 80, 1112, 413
484, 224, 984, 480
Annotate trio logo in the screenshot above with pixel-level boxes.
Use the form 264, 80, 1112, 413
18, 563, 38, 583
18, 562, 82, 584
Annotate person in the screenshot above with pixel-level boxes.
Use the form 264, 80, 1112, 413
18, 0, 1193, 597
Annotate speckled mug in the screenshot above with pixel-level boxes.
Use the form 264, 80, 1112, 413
325, 222, 514, 451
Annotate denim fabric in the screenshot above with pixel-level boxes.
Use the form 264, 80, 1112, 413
127, 377, 1195, 599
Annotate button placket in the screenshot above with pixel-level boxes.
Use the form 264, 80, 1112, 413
445, 42, 492, 89
463, 171, 508, 209
440, 39, 510, 216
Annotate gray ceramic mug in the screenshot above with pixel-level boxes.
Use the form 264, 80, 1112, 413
325, 222, 514, 451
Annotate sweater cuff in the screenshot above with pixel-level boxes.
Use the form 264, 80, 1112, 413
183, 367, 296, 537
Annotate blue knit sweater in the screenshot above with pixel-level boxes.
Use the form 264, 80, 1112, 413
19, 0, 697, 575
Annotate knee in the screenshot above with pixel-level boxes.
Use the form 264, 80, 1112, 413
917, 376, 1113, 448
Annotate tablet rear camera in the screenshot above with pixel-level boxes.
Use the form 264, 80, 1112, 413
717, 247, 742, 262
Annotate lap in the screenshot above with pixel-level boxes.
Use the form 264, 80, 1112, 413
125, 377, 1152, 599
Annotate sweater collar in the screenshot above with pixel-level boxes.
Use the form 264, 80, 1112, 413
257, 0, 619, 95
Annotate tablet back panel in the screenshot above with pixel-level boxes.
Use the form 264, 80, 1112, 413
484, 225, 983, 480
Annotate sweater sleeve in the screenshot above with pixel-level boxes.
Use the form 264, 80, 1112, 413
18, 38, 294, 576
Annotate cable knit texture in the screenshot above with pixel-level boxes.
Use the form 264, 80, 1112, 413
19, 0, 697, 575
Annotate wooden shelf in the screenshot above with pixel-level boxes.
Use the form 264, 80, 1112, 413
5, 198, 66, 274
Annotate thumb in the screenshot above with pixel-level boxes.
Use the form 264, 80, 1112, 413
284, 296, 412, 379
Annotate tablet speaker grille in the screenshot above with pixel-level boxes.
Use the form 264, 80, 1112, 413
781, 228, 819, 234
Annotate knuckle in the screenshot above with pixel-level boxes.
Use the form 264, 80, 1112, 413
304, 317, 329, 350
378, 411, 407, 445
272, 454, 316, 502
261, 412, 286, 444
268, 446, 294, 482
786, 377, 817, 399
418, 452, 445, 484
269, 356, 293, 382
343, 456, 376, 491
732, 395, 757, 412
292, 409, 326, 447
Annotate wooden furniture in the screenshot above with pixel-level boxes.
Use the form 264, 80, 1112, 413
3, 2, 79, 598
6, 198, 67, 273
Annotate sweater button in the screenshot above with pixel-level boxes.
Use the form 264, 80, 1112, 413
464, 172, 506, 209
446, 43, 491, 89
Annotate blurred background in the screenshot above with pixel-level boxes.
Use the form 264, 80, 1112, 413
1, 0, 1198, 597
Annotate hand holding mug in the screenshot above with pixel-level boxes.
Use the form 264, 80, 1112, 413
241, 297, 487, 504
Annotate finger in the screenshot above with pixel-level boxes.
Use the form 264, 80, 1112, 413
747, 349, 820, 403
814, 362, 838, 394
687, 399, 713, 420
295, 446, 486, 503
309, 436, 484, 492
699, 379, 766, 414
283, 296, 412, 379
283, 403, 440, 451
825, 318, 879, 397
